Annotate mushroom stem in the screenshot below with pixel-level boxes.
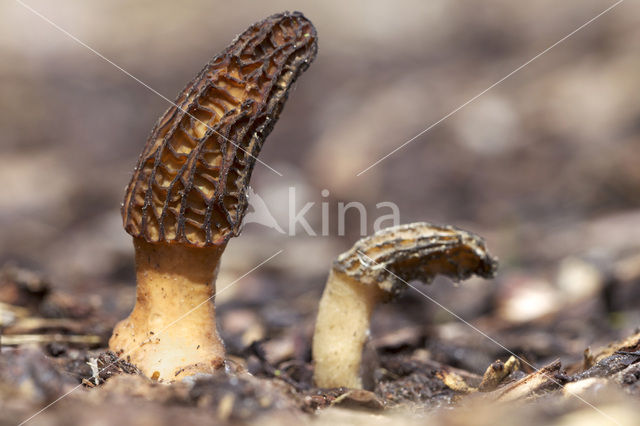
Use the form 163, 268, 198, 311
109, 237, 226, 381
312, 269, 386, 389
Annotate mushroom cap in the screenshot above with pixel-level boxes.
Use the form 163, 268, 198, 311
333, 222, 498, 297
122, 12, 317, 247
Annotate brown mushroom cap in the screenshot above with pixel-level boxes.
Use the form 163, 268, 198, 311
333, 222, 498, 297
122, 11, 318, 247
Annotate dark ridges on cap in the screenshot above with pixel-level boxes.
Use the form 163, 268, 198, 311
122, 12, 317, 247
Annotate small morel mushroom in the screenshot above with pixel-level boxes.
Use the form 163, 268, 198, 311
312, 222, 498, 389
110, 11, 317, 382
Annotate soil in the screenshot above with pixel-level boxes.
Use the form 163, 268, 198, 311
2, 256, 640, 426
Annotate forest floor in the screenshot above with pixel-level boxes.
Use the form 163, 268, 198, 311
2, 246, 640, 426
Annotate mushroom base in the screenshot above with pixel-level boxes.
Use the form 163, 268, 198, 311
312, 269, 385, 389
109, 237, 226, 382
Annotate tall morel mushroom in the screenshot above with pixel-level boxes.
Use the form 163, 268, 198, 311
110, 11, 317, 381
312, 222, 498, 389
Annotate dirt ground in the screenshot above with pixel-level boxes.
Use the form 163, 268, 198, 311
2, 1, 640, 425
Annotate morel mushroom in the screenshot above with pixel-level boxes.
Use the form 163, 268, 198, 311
312, 223, 498, 389
109, 11, 317, 381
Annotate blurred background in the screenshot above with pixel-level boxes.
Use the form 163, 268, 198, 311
2, 0, 640, 361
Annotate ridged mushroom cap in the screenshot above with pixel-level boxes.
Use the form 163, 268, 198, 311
122, 12, 317, 247
334, 222, 498, 297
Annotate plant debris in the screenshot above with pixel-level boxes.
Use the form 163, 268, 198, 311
3, 255, 640, 425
